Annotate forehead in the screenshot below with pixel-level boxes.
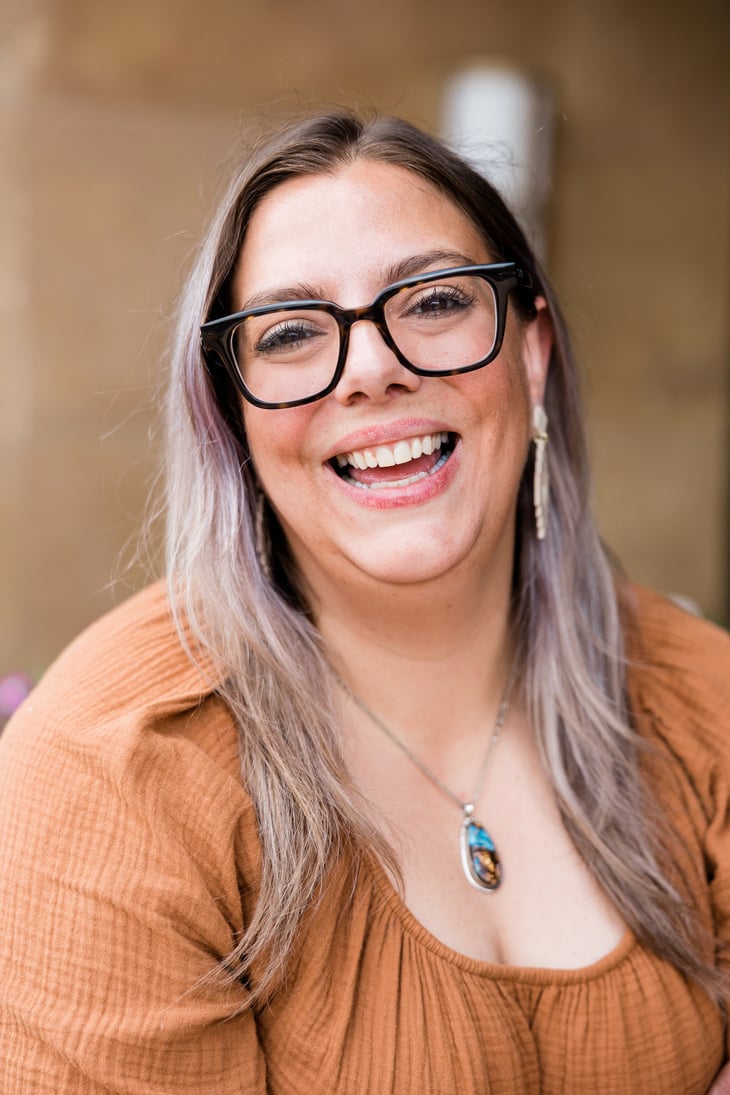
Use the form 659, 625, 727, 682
233, 160, 489, 303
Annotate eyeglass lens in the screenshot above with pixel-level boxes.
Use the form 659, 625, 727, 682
232, 273, 498, 406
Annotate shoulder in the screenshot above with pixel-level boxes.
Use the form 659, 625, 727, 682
625, 582, 730, 698
23, 580, 220, 730
623, 581, 730, 758
0, 581, 249, 853
0, 581, 263, 924
5, 579, 229, 747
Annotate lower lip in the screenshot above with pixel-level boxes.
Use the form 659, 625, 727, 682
327, 440, 461, 510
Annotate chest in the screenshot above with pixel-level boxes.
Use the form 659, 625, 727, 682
253, 874, 723, 1095
347, 710, 627, 968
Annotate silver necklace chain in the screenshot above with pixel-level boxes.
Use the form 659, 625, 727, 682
334, 671, 515, 813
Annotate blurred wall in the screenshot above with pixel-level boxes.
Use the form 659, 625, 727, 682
1, 0, 728, 676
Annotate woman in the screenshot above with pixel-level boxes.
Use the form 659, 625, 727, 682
0, 111, 729, 1093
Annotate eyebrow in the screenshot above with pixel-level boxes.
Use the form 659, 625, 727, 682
383, 250, 480, 284
238, 249, 480, 311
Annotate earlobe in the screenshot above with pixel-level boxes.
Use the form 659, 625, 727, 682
523, 296, 553, 407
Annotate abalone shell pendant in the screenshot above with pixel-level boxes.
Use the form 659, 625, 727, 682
460, 812, 502, 892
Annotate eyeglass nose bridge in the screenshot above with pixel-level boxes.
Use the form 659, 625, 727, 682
331, 299, 411, 386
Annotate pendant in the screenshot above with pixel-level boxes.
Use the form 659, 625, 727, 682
460, 813, 502, 892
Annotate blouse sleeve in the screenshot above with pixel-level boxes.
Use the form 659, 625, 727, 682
0, 687, 267, 1093
628, 586, 730, 1056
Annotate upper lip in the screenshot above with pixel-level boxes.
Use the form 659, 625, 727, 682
326, 419, 456, 461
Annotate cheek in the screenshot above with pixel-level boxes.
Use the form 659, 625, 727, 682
242, 405, 311, 482
241, 404, 323, 537
457, 351, 532, 446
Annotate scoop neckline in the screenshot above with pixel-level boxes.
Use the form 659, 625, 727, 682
363, 852, 637, 986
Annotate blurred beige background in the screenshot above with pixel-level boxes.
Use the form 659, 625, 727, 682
1, 0, 728, 678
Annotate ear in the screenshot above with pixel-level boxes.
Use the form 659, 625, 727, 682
521, 296, 552, 408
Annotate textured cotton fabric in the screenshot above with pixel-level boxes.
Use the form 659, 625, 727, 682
0, 582, 727, 1093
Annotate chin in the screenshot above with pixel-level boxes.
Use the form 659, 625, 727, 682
348, 537, 476, 587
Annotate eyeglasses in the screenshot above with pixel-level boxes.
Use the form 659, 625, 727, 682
200, 262, 533, 409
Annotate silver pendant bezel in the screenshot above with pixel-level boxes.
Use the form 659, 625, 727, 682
460, 815, 502, 893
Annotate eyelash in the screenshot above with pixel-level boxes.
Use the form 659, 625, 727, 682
255, 320, 320, 353
406, 286, 470, 314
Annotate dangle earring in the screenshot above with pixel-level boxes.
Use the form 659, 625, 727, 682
254, 486, 273, 582
532, 404, 549, 541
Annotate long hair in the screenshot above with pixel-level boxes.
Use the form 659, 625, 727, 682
164, 110, 724, 1006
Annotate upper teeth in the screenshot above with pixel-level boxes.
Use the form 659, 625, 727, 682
335, 432, 449, 471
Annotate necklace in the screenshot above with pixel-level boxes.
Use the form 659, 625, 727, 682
335, 673, 514, 893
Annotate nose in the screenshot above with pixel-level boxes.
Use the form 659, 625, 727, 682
331, 317, 422, 405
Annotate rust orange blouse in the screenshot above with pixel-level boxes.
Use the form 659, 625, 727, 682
0, 582, 727, 1093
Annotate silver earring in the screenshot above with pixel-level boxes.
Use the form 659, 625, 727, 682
532, 404, 549, 541
254, 487, 273, 581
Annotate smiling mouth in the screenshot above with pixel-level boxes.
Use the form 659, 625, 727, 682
330, 431, 457, 490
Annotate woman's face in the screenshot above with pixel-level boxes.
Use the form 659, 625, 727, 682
233, 160, 550, 600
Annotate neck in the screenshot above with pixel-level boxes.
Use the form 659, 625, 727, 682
295, 543, 516, 748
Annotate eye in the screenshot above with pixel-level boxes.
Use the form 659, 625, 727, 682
402, 285, 473, 320
254, 319, 327, 356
